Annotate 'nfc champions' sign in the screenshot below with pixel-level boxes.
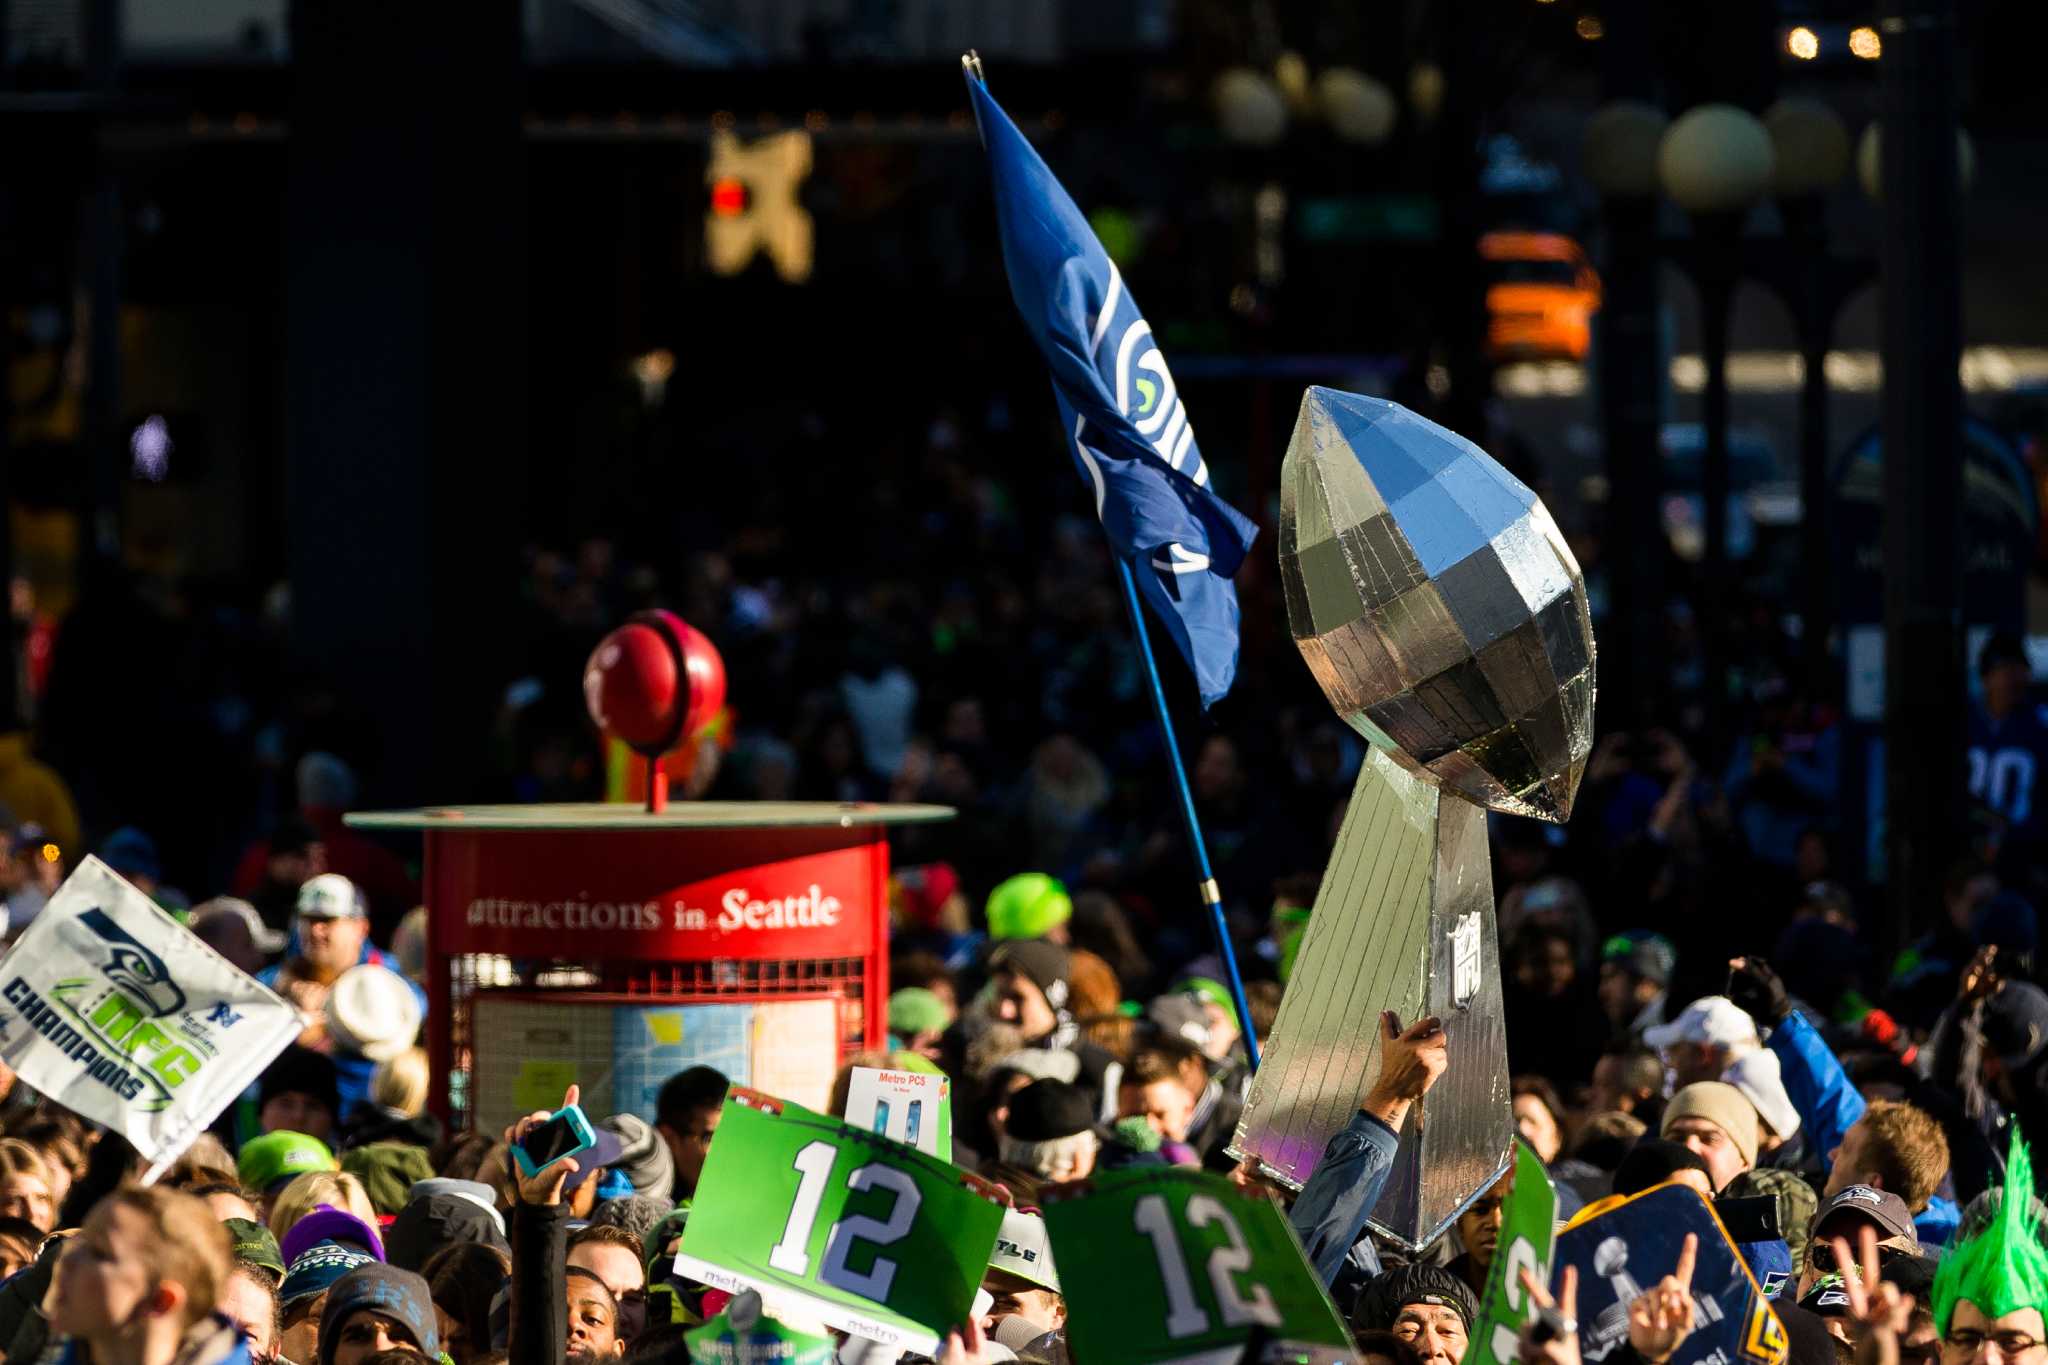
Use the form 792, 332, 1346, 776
0, 858, 303, 1170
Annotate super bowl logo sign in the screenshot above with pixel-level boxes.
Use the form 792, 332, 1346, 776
1, 908, 223, 1111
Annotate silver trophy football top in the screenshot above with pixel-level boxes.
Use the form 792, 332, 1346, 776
1278, 386, 1595, 821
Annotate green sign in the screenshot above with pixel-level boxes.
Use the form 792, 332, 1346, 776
1466, 1141, 1561, 1365
683, 1292, 836, 1363
674, 1088, 1005, 1355
1041, 1167, 1352, 1364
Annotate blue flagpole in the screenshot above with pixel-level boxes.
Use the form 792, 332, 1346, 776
1112, 554, 1263, 1072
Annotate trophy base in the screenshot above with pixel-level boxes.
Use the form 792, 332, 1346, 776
1228, 748, 1513, 1252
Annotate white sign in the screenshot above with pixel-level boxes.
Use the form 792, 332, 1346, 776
842, 1067, 950, 1157
0, 857, 305, 1176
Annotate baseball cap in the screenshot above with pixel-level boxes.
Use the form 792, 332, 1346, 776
1979, 980, 2048, 1071
561, 1124, 629, 1193
1811, 1185, 1919, 1249
987, 1209, 1061, 1293
1644, 996, 1760, 1051
1602, 932, 1677, 988
1146, 994, 1212, 1050
238, 1130, 338, 1195
297, 872, 366, 920
1723, 1048, 1802, 1140
225, 1218, 287, 1281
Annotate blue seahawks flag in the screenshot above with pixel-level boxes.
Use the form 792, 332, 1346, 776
965, 62, 1259, 708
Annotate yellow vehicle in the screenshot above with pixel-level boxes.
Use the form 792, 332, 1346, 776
1481, 231, 1602, 362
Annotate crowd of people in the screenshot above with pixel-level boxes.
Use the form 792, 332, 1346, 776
0, 829, 2043, 1365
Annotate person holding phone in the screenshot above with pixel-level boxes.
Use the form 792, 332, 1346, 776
505, 1084, 594, 1365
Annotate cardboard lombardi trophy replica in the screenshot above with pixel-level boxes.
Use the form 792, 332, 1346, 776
1231, 386, 1597, 1251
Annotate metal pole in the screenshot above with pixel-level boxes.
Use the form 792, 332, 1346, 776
1112, 555, 1262, 1071
1785, 196, 1838, 700
1879, 0, 1963, 965
1597, 195, 1665, 728
1698, 249, 1736, 747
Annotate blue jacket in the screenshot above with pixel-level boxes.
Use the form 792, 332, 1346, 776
1287, 1110, 1402, 1287
1766, 1010, 1960, 1245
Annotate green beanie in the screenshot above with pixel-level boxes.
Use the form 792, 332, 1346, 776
888, 987, 950, 1038
342, 1140, 438, 1216
986, 873, 1072, 941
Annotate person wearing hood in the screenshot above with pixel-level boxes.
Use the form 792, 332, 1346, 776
987, 939, 1121, 1120
46, 1186, 252, 1365
385, 1180, 510, 1274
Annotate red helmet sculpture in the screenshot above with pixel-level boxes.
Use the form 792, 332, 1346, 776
582, 610, 727, 759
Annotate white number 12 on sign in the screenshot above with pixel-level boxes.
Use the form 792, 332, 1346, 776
768, 1140, 923, 1301
1132, 1193, 1283, 1339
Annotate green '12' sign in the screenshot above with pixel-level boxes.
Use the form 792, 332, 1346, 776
673, 1089, 1005, 1356
1465, 1141, 1559, 1365
1041, 1167, 1352, 1364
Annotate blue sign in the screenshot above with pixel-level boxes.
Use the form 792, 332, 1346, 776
1556, 1184, 1786, 1365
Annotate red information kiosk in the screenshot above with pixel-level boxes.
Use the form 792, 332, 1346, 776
344, 802, 952, 1133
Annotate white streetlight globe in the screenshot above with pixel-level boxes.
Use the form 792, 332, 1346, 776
1856, 121, 1976, 200
1583, 100, 1669, 198
1213, 68, 1288, 147
1763, 97, 1850, 196
1316, 67, 1398, 145
1657, 104, 1776, 214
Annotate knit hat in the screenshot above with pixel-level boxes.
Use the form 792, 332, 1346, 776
385, 1191, 509, 1274
279, 1204, 386, 1267
1723, 1048, 1802, 1140
1613, 1139, 1712, 1198
1661, 1082, 1761, 1171
986, 874, 1073, 941
341, 1141, 437, 1217
326, 965, 423, 1063
990, 940, 1071, 1014
895, 863, 962, 930
317, 1263, 440, 1365
237, 1129, 337, 1195
259, 1047, 343, 1128
1176, 978, 1234, 1015
1004, 1080, 1095, 1143
280, 1240, 376, 1307
1351, 1263, 1480, 1333
592, 1194, 675, 1247
100, 827, 162, 881
597, 1113, 676, 1206
225, 1218, 287, 1281
889, 987, 950, 1038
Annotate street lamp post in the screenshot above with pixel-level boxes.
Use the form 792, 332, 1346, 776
1657, 105, 1775, 748
1760, 98, 1861, 700
1584, 100, 1670, 729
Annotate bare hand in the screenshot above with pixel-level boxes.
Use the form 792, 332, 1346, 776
1835, 1227, 1915, 1365
1518, 1264, 1581, 1365
1363, 1012, 1448, 1130
504, 1083, 581, 1206
1627, 1233, 1698, 1365
1961, 946, 2004, 1003
936, 1315, 992, 1365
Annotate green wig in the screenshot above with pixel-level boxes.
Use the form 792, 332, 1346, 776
1932, 1128, 2048, 1334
